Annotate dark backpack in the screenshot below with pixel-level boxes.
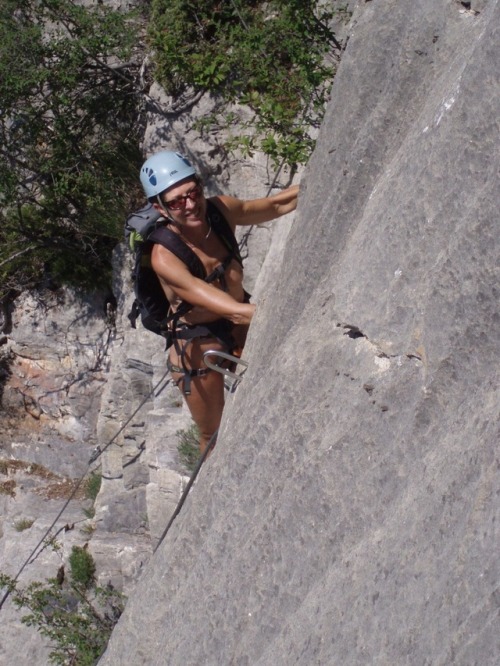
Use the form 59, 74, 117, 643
125, 200, 242, 344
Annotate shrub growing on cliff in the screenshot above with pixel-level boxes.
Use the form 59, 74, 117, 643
149, 0, 346, 170
0, 550, 124, 665
84, 472, 102, 503
177, 423, 201, 471
68, 546, 96, 589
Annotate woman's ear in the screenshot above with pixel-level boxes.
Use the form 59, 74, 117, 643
153, 200, 174, 223
153, 199, 168, 215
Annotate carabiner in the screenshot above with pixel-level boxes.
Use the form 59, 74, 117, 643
203, 350, 249, 391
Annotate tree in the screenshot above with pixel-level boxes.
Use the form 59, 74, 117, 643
0, 0, 349, 298
0, 0, 144, 295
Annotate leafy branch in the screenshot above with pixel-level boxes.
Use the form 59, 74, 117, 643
149, 0, 349, 169
0, 0, 146, 293
0, 547, 124, 665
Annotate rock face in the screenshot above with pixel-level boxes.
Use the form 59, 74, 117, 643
0, 107, 298, 664
0, 288, 115, 664
100, 1, 499, 665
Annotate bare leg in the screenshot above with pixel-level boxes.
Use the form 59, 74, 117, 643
169, 337, 226, 454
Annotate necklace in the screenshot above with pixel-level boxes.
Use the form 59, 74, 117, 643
169, 218, 211, 246
204, 219, 212, 240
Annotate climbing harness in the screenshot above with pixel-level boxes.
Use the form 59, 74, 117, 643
168, 313, 247, 395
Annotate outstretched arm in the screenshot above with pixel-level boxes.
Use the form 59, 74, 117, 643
211, 184, 299, 227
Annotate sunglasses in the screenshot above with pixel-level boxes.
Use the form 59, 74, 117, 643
162, 184, 202, 211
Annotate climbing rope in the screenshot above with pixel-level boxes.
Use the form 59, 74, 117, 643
0, 366, 172, 611
0, 108, 296, 613
153, 427, 218, 553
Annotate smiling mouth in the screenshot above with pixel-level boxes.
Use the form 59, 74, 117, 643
185, 201, 206, 220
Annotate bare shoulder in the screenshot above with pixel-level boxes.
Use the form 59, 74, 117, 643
150, 242, 193, 286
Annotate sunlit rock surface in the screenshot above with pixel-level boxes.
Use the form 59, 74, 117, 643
100, 1, 499, 664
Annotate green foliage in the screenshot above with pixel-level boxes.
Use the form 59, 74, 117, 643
68, 546, 95, 589
14, 518, 35, 532
149, 0, 346, 169
81, 472, 100, 524
0, 560, 125, 665
177, 423, 201, 471
82, 506, 96, 521
0, 0, 349, 295
84, 472, 101, 502
0, 0, 145, 295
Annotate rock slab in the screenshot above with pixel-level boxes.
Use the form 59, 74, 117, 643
101, 1, 500, 664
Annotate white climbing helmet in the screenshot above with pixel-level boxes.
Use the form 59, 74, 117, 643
140, 151, 197, 199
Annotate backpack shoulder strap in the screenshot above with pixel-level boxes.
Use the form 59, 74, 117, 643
148, 226, 206, 279
206, 200, 243, 266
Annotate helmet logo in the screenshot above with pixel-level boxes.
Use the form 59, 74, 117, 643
140, 152, 195, 197
145, 167, 157, 186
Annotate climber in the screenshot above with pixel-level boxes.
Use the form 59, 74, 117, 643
139, 150, 298, 454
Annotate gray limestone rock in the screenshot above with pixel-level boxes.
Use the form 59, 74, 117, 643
1, 288, 111, 476
100, 1, 500, 664
0, 491, 95, 665
0, 287, 122, 663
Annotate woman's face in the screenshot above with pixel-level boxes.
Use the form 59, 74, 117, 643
157, 178, 206, 225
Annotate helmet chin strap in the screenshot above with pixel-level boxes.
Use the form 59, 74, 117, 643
156, 195, 175, 223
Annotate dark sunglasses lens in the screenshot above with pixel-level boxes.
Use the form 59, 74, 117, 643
167, 200, 184, 210
165, 186, 200, 211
